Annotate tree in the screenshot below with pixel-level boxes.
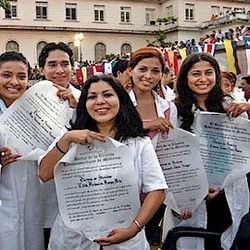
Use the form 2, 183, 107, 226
0, 0, 11, 11
146, 16, 178, 47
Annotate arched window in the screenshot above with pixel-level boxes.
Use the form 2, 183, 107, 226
37, 41, 47, 61
68, 42, 78, 61
6, 40, 19, 52
95, 43, 106, 62
121, 43, 132, 55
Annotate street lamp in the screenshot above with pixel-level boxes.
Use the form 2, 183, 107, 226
74, 33, 84, 62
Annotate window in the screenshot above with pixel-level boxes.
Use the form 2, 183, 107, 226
65, 3, 77, 20
211, 6, 220, 16
121, 43, 132, 55
94, 5, 105, 22
166, 5, 173, 18
5, 2, 17, 18
6, 40, 19, 52
120, 7, 131, 23
95, 43, 106, 62
145, 8, 155, 25
36, 2, 48, 19
37, 41, 47, 61
185, 3, 194, 21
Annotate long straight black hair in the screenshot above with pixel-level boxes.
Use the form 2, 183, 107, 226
71, 75, 147, 142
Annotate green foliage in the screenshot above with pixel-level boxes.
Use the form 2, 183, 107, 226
105, 53, 116, 61
156, 16, 178, 25
0, 0, 11, 11
146, 16, 178, 47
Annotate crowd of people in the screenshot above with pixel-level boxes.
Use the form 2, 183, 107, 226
0, 41, 250, 250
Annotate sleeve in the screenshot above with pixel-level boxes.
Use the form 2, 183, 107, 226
169, 102, 178, 128
140, 137, 168, 193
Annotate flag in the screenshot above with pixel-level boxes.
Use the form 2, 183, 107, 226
224, 40, 241, 75
192, 45, 203, 53
104, 62, 113, 74
81, 66, 88, 82
178, 48, 188, 61
164, 50, 178, 76
243, 36, 250, 74
94, 65, 103, 75
75, 68, 83, 84
203, 43, 216, 56
89, 66, 94, 77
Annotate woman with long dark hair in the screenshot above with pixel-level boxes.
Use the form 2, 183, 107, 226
39, 75, 167, 250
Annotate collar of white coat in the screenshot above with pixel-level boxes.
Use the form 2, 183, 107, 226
129, 89, 170, 117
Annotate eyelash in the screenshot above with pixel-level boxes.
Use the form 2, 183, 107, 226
87, 93, 113, 100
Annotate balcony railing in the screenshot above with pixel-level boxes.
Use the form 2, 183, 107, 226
200, 12, 250, 29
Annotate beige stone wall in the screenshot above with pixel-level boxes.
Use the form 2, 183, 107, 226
0, 0, 249, 69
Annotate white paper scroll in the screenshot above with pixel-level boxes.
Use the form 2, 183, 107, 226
54, 137, 141, 240
194, 112, 250, 188
0, 81, 72, 158
155, 128, 208, 214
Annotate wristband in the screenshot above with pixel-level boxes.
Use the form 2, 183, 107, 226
133, 219, 142, 231
55, 142, 67, 155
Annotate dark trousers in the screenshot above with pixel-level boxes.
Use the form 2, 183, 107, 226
44, 228, 51, 250
205, 190, 232, 250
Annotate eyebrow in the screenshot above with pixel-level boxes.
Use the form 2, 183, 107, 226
88, 89, 113, 94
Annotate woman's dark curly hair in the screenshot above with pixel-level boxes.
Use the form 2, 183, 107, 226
175, 52, 225, 132
71, 75, 147, 141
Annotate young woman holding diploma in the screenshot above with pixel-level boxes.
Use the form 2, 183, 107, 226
165, 52, 249, 250
0, 51, 44, 250
39, 75, 167, 250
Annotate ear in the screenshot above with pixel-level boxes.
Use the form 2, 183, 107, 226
128, 68, 133, 77
39, 68, 44, 76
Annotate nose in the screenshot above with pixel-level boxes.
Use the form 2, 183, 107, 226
199, 73, 207, 82
10, 76, 19, 86
55, 64, 64, 73
96, 95, 105, 104
144, 70, 153, 78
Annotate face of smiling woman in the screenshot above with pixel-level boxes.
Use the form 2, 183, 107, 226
129, 57, 162, 93
187, 60, 216, 99
86, 80, 120, 129
0, 61, 28, 107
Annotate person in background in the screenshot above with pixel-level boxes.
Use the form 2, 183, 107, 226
0, 51, 44, 250
229, 72, 246, 102
38, 42, 81, 248
39, 75, 167, 250
239, 75, 250, 102
161, 67, 176, 101
112, 59, 129, 85
220, 71, 235, 96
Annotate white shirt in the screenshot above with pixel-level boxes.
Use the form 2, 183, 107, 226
46, 134, 167, 250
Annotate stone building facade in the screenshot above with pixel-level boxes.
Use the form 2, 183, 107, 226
0, 0, 249, 68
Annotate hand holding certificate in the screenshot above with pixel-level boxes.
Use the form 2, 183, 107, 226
194, 112, 250, 188
0, 81, 72, 158
54, 137, 140, 240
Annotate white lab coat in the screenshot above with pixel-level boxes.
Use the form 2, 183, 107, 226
129, 89, 178, 128
46, 135, 168, 250
162, 104, 249, 250
0, 100, 44, 250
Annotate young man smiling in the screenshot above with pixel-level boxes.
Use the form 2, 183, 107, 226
38, 42, 81, 248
